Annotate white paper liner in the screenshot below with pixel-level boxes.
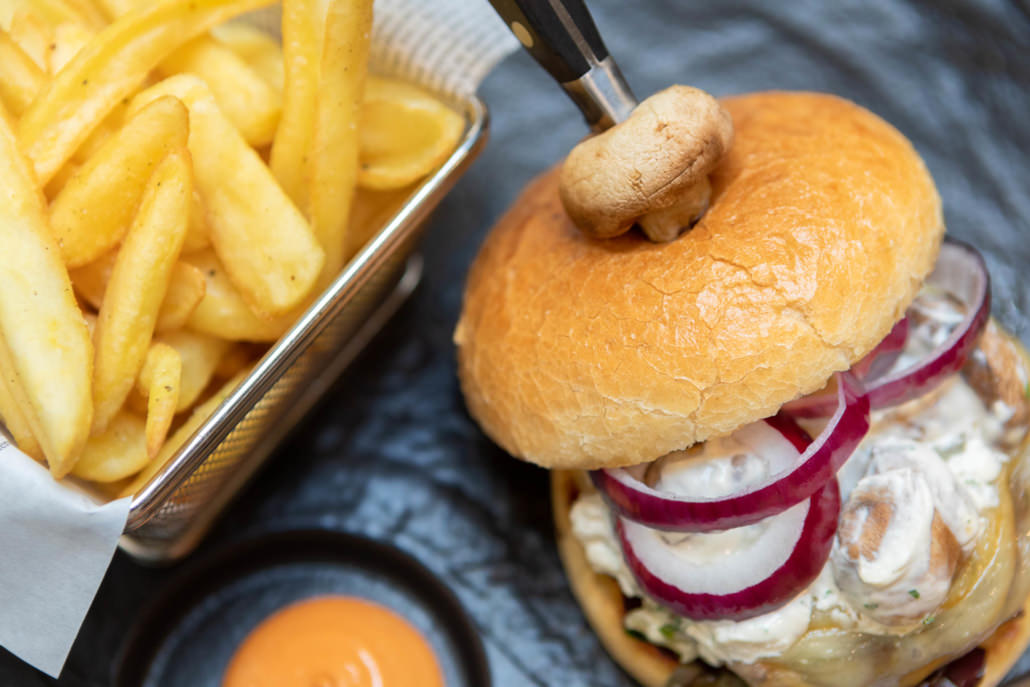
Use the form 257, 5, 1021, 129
371, 0, 519, 97
0, 437, 130, 678
0, 0, 517, 678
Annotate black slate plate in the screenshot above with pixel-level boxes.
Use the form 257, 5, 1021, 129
113, 530, 490, 687
3, 2, 1028, 686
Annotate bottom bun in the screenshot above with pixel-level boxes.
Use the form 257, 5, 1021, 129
552, 469, 1030, 687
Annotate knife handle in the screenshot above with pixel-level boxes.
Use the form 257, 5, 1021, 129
488, 0, 637, 130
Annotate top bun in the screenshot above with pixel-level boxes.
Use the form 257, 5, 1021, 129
455, 91, 943, 470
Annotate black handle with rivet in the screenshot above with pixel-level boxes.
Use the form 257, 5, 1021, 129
487, 0, 637, 131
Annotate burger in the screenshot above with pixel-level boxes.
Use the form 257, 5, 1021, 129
454, 88, 1030, 686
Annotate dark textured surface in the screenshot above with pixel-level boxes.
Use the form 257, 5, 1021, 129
113, 531, 489, 687
3, 0, 1030, 685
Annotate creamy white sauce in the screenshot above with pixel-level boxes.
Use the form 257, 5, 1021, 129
830, 467, 952, 626
570, 371, 1015, 666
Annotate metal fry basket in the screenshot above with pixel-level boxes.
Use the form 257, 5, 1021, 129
118, 95, 488, 562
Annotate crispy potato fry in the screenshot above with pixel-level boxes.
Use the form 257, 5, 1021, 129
0, 28, 45, 116
0, 373, 43, 460
182, 191, 212, 253
50, 20, 93, 73
44, 156, 79, 198
137, 342, 180, 458
131, 75, 324, 317
92, 149, 192, 433
71, 410, 147, 482
0, 113, 93, 477
161, 35, 281, 147
269, 0, 320, 207
71, 253, 206, 334
210, 21, 283, 93
18, 0, 273, 185
105, 0, 280, 145
51, 95, 188, 268
308, 0, 372, 282
148, 329, 229, 411
1, 0, 103, 30
157, 262, 206, 332
212, 343, 260, 380
57, 0, 107, 30
182, 249, 295, 342
358, 77, 464, 191
348, 184, 417, 254
9, 8, 51, 72
120, 368, 248, 497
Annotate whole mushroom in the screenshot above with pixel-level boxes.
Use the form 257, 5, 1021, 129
558, 85, 734, 242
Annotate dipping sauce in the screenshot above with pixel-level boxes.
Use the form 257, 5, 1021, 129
222, 596, 444, 687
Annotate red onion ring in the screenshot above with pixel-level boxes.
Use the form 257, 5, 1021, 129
866, 238, 990, 409
778, 239, 989, 417
618, 477, 840, 621
853, 316, 910, 381
591, 371, 868, 532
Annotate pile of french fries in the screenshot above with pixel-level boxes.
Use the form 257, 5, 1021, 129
0, 0, 464, 497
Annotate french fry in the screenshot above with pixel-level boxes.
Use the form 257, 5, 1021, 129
307, 0, 373, 282
50, 20, 94, 73
137, 342, 180, 458
51, 95, 188, 268
0, 373, 43, 461
71, 254, 206, 333
161, 36, 281, 147
17, 0, 273, 185
131, 75, 324, 317
9, 7, 51, 72
157, 262, 206, 332
0, 28, 45, 116
101, 0, 280, 144
358, 77, 465, 192
148, 330, 228, 411
348, 184, 416, 255
182, 191, 212, 253
71, 410, 147, 482
2, 0, 103, 31
57, 0, 108, 30
182, 249, 295, 342
120, 368, 248, 497
0, 112, 93, 478
269, 0, 320, 207
213, 343, 259, 380
68, 98, 129, 168
92, 148, 192, 433
92, 0, 135, 19
210, 21, 284, 93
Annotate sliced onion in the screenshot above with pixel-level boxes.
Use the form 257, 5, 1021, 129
618, 478, 840, 621
592, 372, 868, 531
865, 238, 990, 409
850, 316, 909, 382
780, 239, 989, 417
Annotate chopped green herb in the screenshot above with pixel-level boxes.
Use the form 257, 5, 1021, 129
660, 623, 679, 639
624, 628, 647, 642
909, 589, 920, 599
864, 602, 879, 610
923, 616, 935, 625
1024, 382, 1030, 400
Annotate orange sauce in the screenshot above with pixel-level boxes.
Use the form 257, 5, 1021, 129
222, 596, 445, 687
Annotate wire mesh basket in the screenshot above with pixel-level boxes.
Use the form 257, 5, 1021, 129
119, 95, 487, 562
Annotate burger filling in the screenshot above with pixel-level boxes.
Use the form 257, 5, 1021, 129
571, 302, 1028, 667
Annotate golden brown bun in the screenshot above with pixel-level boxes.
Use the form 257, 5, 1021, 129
552, 468, 1030, 687
455, 92, 943, 470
